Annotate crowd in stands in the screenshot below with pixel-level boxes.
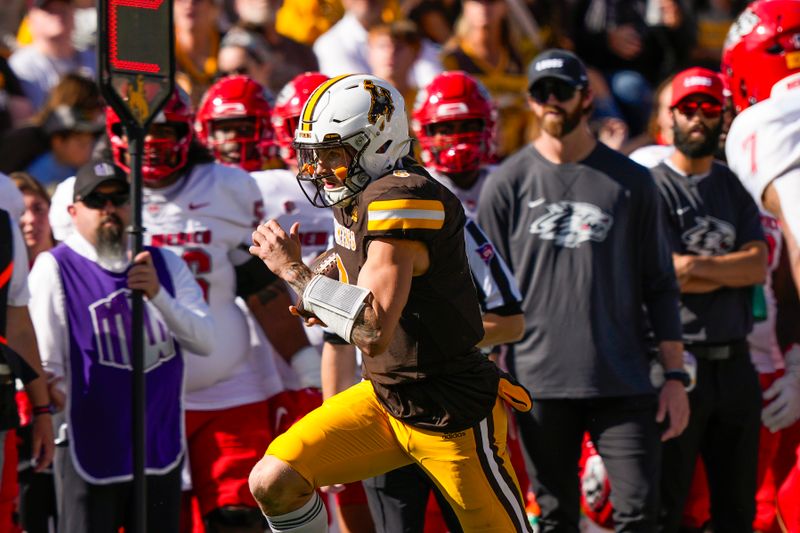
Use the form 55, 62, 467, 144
0, 0, 798, 532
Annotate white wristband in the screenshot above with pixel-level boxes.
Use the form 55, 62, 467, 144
302, 275, 371, 343
290, 345, 322, 389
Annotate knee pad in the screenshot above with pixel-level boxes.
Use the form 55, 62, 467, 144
204, 506, 265, 531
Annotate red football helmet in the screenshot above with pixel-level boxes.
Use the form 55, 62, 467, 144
412, 71, 496, 174
721, 0, 800, 113
271, 72, 329, 166
195, 75, 275, 172
107, 88, 194, 186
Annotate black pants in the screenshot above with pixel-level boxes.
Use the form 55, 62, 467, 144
658, 354, 761, 533
516, 395, 661, 533
55, 445, 182, 533
363, 463, 463, 533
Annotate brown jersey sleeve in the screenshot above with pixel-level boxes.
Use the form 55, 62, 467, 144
363, 171, 449, 243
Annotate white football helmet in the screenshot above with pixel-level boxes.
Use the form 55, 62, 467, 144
293, 74, 412, 207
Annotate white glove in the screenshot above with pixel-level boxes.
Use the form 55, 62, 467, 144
762, 345, 800, 433
290, 345, 322, 389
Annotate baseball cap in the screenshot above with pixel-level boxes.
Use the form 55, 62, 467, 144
670, 67, 724, 107
527, 49, 589, 92
44, 105, 105, 136
74, 160, 129, 201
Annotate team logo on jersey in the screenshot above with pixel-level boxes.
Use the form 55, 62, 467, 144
529, 201, 613, 248
363, 80, 394, 129
476, 242, 495, 264
89, 289, 176, 371
334, 218, 357, 251
283, 200, 296, 214
682, 216, 736, 256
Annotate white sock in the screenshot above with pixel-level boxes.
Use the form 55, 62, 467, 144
266, 492, 328, 532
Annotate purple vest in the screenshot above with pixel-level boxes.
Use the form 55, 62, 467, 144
51, 244, 184, 482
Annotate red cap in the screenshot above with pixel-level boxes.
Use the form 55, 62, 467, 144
670, 67, 724, 107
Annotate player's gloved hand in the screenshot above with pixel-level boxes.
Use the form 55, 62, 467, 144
762, 345, 800, 433
290, 345, 322, 389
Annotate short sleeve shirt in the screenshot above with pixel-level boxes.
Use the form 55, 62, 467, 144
651, 160, 766, 343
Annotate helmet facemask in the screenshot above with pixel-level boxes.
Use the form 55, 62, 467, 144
294, 133, 372, 208
418, 118, 488, 175
207, 116, 271, 172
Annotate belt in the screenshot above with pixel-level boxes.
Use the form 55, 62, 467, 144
686, 340, 749, 361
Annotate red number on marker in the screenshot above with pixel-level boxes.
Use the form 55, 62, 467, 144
108, 0, 166, 73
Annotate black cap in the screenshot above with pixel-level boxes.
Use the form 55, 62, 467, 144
74, 160, 129, 201
44, 105, 104, 136
527, 49, 589, 92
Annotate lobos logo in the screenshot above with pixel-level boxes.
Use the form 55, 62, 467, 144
682, 216, 735, 256
529, 201, 613, 248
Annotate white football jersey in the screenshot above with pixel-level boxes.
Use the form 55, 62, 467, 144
50, 176, 75, 242
747, 213, 784, 373
251, 169, 334, 264
725, 89, 800, 211
429, 166, 492, 220
252, 168, 334, 348
47, 164, 283, 409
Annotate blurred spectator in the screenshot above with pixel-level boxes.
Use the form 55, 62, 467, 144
0, 0, 26, 53
29, 160, 213, 532
174, 0, 223, 105
689, 0, 749, 69
218, 28, 274, 93
441, 0, 532, 159
314, 0, 442, 88
406, 0, 460, 45
11, 172, 55, 264
25, 104, 103, 187
10, 171, 57, 533
9, 0, 96, 109
0, 56, 33, 140
366, 21, 422, 116
627, 73, 677, 162
275, 0, 345, 46
232, 0, 319, 94
71, 0, 97, 52
570, 0, 693, 137
0, 73, 103, 178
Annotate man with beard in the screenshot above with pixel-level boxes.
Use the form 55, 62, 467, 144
477, 49, 689, 532
648, 67, 768, 532
27, 159, 214, 532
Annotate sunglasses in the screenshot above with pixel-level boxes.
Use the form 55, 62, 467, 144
80, 191, 130, 209
529, 79, 579, 103
673, 100, 723, 119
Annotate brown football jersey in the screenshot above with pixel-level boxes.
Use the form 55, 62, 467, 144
331, 161, 500, 431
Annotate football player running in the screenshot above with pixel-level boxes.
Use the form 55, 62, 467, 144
722, 1, 800, 529
248, 74, 534, 533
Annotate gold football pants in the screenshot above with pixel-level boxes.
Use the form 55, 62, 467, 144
266, 380, 532, 532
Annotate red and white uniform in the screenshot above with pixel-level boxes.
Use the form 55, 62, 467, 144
428, 167, 491, 221
251, 168, 333, 351
725, 86, 800, 239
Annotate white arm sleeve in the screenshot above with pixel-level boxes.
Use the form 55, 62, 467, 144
8, 221, 30, 306
149, 249, 215, 356
28, 252, 68, 387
